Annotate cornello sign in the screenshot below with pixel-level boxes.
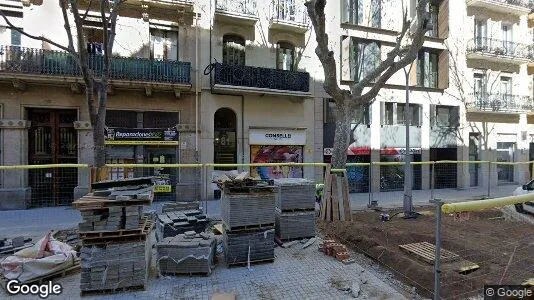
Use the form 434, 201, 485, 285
105, 128, 178, 145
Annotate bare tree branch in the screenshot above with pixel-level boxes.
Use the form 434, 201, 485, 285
0, 10, 75, 55
81, 0, 94, 21
304, 0, 346, 101
59, 0, 75, 52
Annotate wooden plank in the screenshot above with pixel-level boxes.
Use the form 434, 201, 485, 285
399, 242, 460, 265
331, 175, 339, 221
336, 175, 345, 221
341, 171, 352, 221
321, 166, 332, 220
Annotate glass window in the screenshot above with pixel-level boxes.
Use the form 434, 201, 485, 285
354, 39, 380, 82
417, 50, 438, 88
425, 2, 438, 37
397, 104, 421, 126
223, 34, 245, 66
11, 29, 21, 46
344, 0, 363, 25
277, 41, 295, 71
150, 28, 178, 61
370, 0, 381, 28
384, 102, 394, 125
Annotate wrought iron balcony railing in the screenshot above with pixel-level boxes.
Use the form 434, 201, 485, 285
469, 92, 533, 111
271, 0, 309, 25
486, 0, 534, 9
467, 37, 533, 60
216, 0, 257, 16
0, 45, 191, 84
213, 63, 309, 92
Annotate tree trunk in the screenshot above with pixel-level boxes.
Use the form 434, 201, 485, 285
332, 101, 350, 169
87, 83, 107, 168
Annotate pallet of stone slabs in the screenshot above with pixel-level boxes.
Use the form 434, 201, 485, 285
80, 220, 153, 246
226, 257, 274, 268
398, 241, 460, 264
80, 284, 146, 297
222, 184, 277, 194
0, 259, 81, 290
91, 177, 154, 190
278, 207, 315, 213
0, 242, 35, 255
73, 195, 153, 210
222, 222, 275, 233
275, 235, 316, 243
79, 218, 149, 238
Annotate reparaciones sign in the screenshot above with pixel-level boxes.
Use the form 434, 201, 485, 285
105, 128, 178, 145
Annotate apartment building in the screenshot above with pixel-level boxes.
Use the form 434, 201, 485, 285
0, 0, 320, 208
320, 0, 534, 193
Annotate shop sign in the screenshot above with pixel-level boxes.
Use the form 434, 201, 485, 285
249, 128, 306, 146
154, 174, 172, 193
105, 127, 178, 145
323, 148, 333, 156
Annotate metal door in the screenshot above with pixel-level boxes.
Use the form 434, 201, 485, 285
28, 109, 78, 207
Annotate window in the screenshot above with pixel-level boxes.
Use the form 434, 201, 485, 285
223, 34, 245, 66
277, 41, 295, 71
344, 0, 363, 25
383, 102, 394, 125
416, 50, 438, 88
474, 19, 487, 49
0, 26, 21, 46
150, 28, 178, 61
500, 76, 512, 95
397, 104, 422, 126
343, 0, 380, 27
432, 105, 459, 127
425, 2, 438, 37
353, 39, 381, 82
324, 99, 336, 123
84, 27, 104, 54
501, 23, 512, 54
276, 0, 296, 22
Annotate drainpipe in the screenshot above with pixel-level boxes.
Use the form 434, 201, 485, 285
195, 12, 199, 156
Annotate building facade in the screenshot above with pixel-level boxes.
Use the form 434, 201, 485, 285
0, 0, 532, 209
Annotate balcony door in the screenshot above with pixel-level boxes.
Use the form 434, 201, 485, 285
500, 76, 512, 109
474, 19, 487, 50
150, 28, 178, 61
223, 34, 245, 66
474, 73, 486, 107
501, 24, 512, 55
278, 0, 296, 21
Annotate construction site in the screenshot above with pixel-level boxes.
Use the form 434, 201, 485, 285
0, 163, 531, 300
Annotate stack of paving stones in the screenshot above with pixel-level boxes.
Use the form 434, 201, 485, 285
155, 209, 208, 241
219, 177, 277, 266
274, 178, 316, 241
0, 237, 33, 254
156, 231, 216, 275
80, 241, 149, 292
73, 177, 155, 294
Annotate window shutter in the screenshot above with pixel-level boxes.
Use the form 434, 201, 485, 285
357, 0, 363, 25
341, 36, 352, 81
380, 102, 385, 125
430, 104, 436, 127
438, 49, 449, 89
451, 106, 460, 127
438, 0, 449, 39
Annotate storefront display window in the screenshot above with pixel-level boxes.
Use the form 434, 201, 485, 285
250, 145, 303, 180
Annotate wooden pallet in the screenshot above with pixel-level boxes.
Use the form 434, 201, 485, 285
278, 207, 315, 213
222, 222, 275, 233
0, 242, 35, 255
81, 220, 153, 245
399, 242, 460, 264
276, 235, 315, 243
0, 259, 81, 290
73, 194, 153, 210
80, 284, 145, 296
226, 257, 274, 267
158, 270, 212, 277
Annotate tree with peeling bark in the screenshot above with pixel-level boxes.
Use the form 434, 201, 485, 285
304, 0, 432, 169
0, 0, 125, 168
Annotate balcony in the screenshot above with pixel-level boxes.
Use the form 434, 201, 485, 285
269, 0, 310, 34
0, 45, 191, 92
466, 37, 533, 65
215, 0, 258, 25
466, 0, 533, 15
468, 92, 533, 112
211, 63, 310, 96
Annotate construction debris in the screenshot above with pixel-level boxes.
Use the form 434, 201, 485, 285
0, 237, 33, 254
320, 239, 353, 263
73, 177, 155, 294
274, 178, 316, 241
155, 209, 208, 241
156, 232, 216, 275
218, 173, 276, 266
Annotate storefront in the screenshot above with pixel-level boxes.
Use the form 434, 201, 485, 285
379, 148, 422, 191
105, 110, 179, 201
249, 127, 306, 180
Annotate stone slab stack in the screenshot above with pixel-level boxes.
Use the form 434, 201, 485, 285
156, 231, 216, 275
80, 241, 150, 292
274, 178, 316, 241
73, 177, 155, 294
155, 209, 208, 241
219, 180, 276, 266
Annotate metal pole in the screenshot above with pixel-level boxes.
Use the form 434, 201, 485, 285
434, 199, 443, 300
368, 163, 372, 207
403, 63, 414, 216
430, 163, 435, 202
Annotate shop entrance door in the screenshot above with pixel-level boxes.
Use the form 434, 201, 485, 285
145, 147, 177, 201
28, 109, 77, 207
